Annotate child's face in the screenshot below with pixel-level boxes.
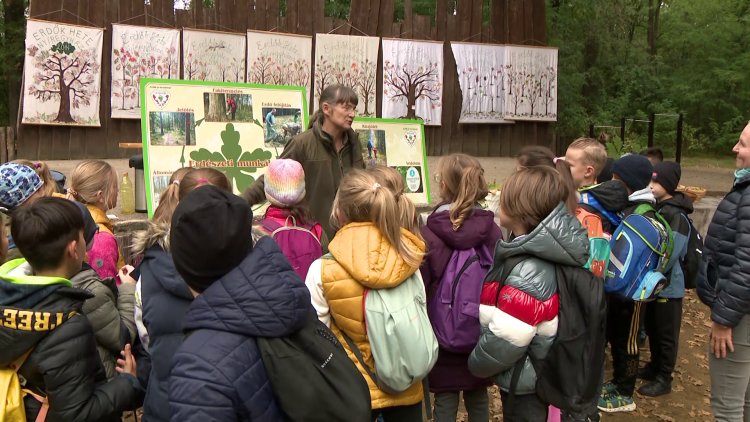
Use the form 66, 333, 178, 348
565, 148, 591, 187
650, 181, 668, 201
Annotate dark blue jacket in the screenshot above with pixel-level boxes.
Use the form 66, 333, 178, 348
698, 174, 750, 327
140, 245, 193, 422
168, 237, 311, 421
656, 193, 693, 299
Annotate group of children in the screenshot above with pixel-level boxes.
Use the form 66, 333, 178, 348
0, 138, 693, 421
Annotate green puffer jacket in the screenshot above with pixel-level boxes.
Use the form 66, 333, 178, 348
242, 115, 365, 243
468, 203, 589, 394
70, 265, 136, 379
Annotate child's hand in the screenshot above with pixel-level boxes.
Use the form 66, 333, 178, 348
116, 344, 137, 376
118, 265, 136, 284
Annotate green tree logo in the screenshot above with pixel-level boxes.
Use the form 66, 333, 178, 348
189, 123, 272, 192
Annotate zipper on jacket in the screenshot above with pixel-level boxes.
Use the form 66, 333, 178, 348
450, 255, 479, 308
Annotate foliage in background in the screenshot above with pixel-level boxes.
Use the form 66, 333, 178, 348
548, 0, 750, 155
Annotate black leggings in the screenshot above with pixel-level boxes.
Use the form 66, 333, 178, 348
372, 403, 423, 422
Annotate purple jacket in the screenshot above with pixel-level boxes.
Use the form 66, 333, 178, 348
421, 205, 502, 393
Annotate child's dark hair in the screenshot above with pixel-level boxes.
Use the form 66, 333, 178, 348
11, 197, 83, 271
639, 147, 664, 163
500, 166, 570, 234
516, 146, 578, 213
179, 168, 231, 200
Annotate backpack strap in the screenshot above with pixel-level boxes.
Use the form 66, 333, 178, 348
340, 332, 385, 392
9, 350, 49, 422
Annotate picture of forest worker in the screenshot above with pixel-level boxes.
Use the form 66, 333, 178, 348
243, 84, 365, 246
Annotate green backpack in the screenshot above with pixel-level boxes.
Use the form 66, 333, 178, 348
324, 255, 438, 394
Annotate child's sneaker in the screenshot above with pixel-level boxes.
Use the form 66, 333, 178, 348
597, 391, 636, 413
600, 381, 617, 396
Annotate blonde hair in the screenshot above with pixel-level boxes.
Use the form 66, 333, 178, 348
332, 169, 424, 268
179, 168, 231, 200
436, 154, 488, 231
500, 166, 570, 234
568, 137, 608, 177
152, 167, 192, 226
367, 166, 421, 234
67, 160, 118, 210
517, 146, 578, 213
14, 160, 59, 197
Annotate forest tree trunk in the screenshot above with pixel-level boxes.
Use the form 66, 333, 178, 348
54, 80, 75, 123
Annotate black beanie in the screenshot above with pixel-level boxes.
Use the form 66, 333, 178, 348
652, 161, 681, 195
612, 154, 653, 192
170, 185, 253, 293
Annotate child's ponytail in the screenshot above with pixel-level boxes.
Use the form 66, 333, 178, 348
153, 167, 192, 226
366, 166, 421, 234
14, 159, 59, 197
436, 154, 489, 231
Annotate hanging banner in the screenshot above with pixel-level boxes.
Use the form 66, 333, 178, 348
111, 24, 180, 119
382, 39, 443, 126
246, 30, 311, 94
503, 46, 558, 121
313, 33, 378, 116
183, 29, 246, 83
140, 78, 307, 216
351, 117, 430, 205
450, 42, 512, 124
22, 20, 104, 126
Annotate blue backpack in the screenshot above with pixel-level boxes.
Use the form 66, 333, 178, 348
427, 245, 493, 354
605, 204, 674, 301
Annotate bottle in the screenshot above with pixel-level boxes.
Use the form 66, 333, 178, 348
120, 172, 135, 214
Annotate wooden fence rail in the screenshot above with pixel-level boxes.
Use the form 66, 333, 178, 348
18, 0, 553, 160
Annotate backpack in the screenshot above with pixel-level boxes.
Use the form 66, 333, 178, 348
575, 207, 611, 279
257, 314, 371, 422
427, 245, 492, 354
680, 214, 704, 290
579, 191, 622, 234
501, 256, 607, 417
261, 216, 322, 281
1, 350, 48, 422
329, 257, 438, 394
606, 204, 674, 301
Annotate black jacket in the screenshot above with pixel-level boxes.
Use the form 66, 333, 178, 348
698, 174, 750, 327
655, 193, 693, 298
0, 260, 138, 421
578, 180, 629, 234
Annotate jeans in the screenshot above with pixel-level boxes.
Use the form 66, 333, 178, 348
500, 391, 548, 422
711, 315, 750, 421
373, 403, 423, 422
434, 388, 489, 422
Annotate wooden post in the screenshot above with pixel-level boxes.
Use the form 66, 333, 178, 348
620, 117, 626, 151
676, 113, 684, 164
647, 112, 655, 148
589, 124, 594, 138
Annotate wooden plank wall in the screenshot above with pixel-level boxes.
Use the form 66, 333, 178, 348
19, 0, 552, 159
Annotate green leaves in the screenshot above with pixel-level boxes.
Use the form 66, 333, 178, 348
189, 123, 272, 192
51, 41, 75, 55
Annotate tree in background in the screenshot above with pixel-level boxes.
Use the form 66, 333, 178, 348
383, 59, 441, 119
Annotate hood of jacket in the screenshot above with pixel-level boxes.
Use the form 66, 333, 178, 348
0, 259, 92, 365
182, 237, 311, 338
131, 221, 170, 257
426, 205, 498, 250
141, 244, 193, 301
328, 222, 426, 289
494, 203, 589, 266
658, 192, 694, 215
582, 180, 629, 213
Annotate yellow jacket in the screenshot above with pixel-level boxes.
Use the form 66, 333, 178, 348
318, 222, 426, 410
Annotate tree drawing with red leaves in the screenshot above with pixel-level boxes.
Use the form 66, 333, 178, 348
383, 60, 441, 120
185, 52, 207, 80
112, 47, 140, 110
249, 55, 275, 84
27, 42, 100, 123
289, 59, 310, 88
314, 56, 336, 98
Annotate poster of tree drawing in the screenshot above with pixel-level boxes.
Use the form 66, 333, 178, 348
503, 46, 558, 121
22, 20, 104, 126
246, 31, 311, 92
313, 33, 378, 116
111, 24, 180, 119
183, 29, 246, 83
381, 39, 443, 126
450, 42, 512, 124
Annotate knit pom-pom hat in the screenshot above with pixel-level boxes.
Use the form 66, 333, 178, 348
264, 159, 306, 207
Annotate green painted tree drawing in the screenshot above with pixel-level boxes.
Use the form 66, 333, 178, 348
189, 123, 271, 192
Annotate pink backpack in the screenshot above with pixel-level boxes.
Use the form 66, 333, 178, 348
261, 216, 322, 281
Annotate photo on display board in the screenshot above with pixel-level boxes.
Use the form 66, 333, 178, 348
392, 165, 424, 193
148, 111, 196, 146
356, 129, 387, 168
203, 93, 254, 123
262, 107, 303, 148
152, 175, 172, 206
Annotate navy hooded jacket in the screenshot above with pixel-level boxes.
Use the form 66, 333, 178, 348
168, 237, 312, 421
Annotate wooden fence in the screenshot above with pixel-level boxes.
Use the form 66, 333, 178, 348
20, 0, 552, 159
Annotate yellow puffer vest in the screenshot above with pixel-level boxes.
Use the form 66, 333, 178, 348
321, 222, 426, 410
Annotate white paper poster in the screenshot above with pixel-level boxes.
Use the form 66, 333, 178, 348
450, 42, 512, 124
313, 33, 378, 116
183, 29, 246, 83
111, 24, 180, 119
503, 46, 558, 121
22, 20, 104, 126
246, 31, 311, 92
382, 39, 443, 126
